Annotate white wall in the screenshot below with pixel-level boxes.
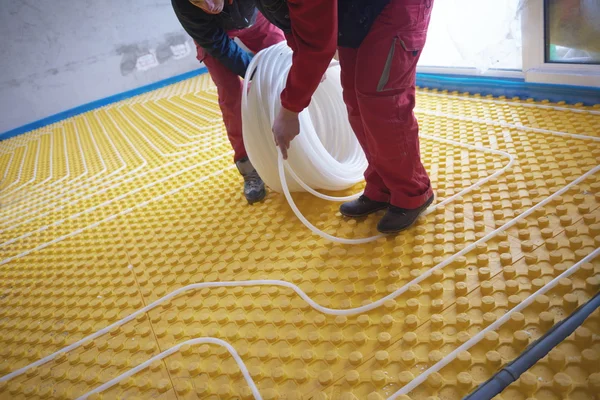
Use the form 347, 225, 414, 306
0, 0, 201, 134
419, 0, 522, 72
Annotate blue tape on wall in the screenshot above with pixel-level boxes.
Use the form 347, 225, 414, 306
0, 67, 208, 142
2, 68, 599, 142
416, 73, 600, 106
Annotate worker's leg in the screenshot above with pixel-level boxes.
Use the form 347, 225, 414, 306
195, 43, 246, 162
353, 0, 434, 210
337, 46, 390, 217
338, 46, 390, 204
195, 43, 265, 204
236, 12, 285, 54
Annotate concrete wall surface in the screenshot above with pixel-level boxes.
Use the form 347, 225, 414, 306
0, 0, 201, 133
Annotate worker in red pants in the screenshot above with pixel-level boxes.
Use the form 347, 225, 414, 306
172, 0, 285, 204
272, 0, 434, 233
337, 0, 435, 233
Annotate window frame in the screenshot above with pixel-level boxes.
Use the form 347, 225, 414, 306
522, 0, 600, 87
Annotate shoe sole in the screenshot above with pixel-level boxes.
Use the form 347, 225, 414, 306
377, 195, 435, 234
340, 205, 388, 218
246, 188, 267, 205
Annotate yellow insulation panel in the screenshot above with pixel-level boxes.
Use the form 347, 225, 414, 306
0, 74, 599, 400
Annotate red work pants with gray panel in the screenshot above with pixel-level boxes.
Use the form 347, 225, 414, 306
339, 0, 434, 209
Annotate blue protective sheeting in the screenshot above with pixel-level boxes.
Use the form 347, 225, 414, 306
416, 73, 600, 105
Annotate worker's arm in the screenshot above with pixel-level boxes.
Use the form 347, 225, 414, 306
172, 0, 252, 78
273, 0, 337, 158
280, 0, 338, 112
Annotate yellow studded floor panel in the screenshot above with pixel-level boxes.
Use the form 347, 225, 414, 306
0, 74, 599, 400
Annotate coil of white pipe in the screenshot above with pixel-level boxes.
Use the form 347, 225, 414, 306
242, 43, 386, 244
242, 42, 367, 193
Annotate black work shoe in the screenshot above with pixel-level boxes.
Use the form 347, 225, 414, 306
377, 194, 434, 234
339, 195, 389, 217
236, 157, 266, 204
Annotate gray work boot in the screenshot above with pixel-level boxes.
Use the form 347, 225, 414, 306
235, 157, 266, 204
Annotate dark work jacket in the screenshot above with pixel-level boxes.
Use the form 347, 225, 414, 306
171, 0, 257, 78
255, 0, 292, 33
256, 0, 391, 48
172, 0, 390, 78
338, 0, 390, 48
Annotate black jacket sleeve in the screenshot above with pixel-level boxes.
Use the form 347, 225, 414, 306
172, 0, 252, 78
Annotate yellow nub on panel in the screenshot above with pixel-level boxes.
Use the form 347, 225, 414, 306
0, 74, 599, 400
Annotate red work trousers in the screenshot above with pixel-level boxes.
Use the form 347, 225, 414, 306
195, 13, 285, 162
338, 0, 434, 209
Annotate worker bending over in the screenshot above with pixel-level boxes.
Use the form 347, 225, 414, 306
268, 0, 435, 233
171, 0, 285, 204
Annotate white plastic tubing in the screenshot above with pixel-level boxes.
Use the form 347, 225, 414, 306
242, 43, 375, 244
71, 247, 598, 400
242, 42, 367, 195
241, 42, 515, 245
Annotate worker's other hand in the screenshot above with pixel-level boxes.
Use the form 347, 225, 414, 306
272, 107, 300, 160
321, 74, 327, 83
189, 0, 226, 14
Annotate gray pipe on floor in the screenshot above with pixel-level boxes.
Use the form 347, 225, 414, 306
464, 290, 600, 400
